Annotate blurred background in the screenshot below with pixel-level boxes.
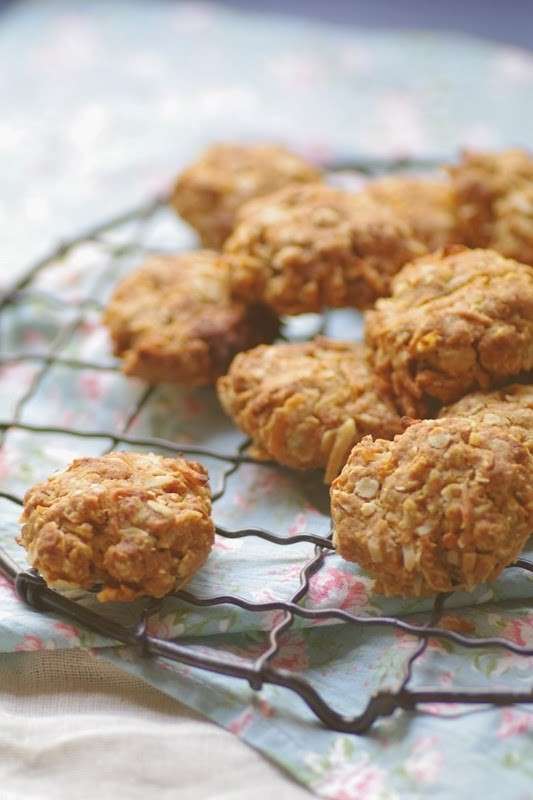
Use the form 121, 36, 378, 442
209, 1, 533, 48
2, 0, 533, 281
4, 0, 533, 47
2, 1, 533, 47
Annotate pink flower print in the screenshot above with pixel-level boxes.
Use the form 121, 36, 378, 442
261, 608, 287, 632
146, 614, 184, 640
404, 735, 443, 784
53, 622, 80, 640
439, 671, 454, 688
79, 372, 105, 401
247, 466, 285, 494
15, 634, 46, 652
438, 614, 476, 636
157, 658, 191, 677
22, 328, 47, 347
269, 561, 305, 582
146, 618, 171, 638
307, 738, 397, 800
232, 491, 252, 511
490, 652, 533, 677
308, 567, 370, 611
226, 632, 309, 673
213, 534, 243, 552
253, 588, 287, 629
502, 614, 533, 647
288, 513, 307, 535
393, 628, 418, 652
0, 450, 11, 481
419, 702, 465, 717
0, 574, 17, 598
272, 634, 309, 672
393, 623, 448, 655
315, 758, 390, 800
60, 409, 76, 426
258, 697, 275, 718
79, 318, 98, 336
228, 707, 254, 736
0, 363, 37, 393
497, 708, 533, 739
302, 500, 326, 520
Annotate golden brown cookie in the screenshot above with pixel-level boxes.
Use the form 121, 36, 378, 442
171, 143, 321, 249
19, 452, 215, 602
365, 247, 533, 416
331, 417, 533, 596
366, 175, 456, 251
439, 383, 533, 454
217, 338, 403, 482
449, 148, 533, 263
223, 183, 427, 315
103, 251, 279, 386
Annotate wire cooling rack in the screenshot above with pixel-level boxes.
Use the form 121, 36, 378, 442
0, 157, 532, 734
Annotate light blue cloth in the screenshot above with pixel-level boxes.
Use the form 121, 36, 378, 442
1, 2, 532, 797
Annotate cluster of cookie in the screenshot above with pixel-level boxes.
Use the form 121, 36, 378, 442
19, 144, 533, 602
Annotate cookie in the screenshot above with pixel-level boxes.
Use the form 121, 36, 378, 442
19, 452, 215, 602
217, 338, 403, 482
449, 148, 533, 264
223, 183, 427, 315
365, 246, 533, 416
366, 175, 456, 251
439, 383, 533, 454
103, 251, 279, 385
171, 143, 321, 249
331, 417, 533, 596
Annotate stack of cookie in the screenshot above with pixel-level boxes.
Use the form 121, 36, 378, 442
19, 144, 533, 600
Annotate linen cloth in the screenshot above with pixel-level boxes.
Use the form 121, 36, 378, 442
0, 648, 310, 800
1, 2, 533, 799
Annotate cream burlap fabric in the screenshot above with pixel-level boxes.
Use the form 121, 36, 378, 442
0, 650, 310, 800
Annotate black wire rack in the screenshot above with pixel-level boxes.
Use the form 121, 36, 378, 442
0, 157, 532, 734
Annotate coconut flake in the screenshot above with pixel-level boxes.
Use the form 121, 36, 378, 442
355, 477, 380, 499
428, 432, 451, 449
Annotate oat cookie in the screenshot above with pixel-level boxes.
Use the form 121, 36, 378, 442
439, 384, 533, 454
449, 148, 533, 263
104, 251, 279, 386
365, 247, 533, 416
331, 417, 533, 596
224, 183, 427, 315
366, 175, 456, 251
171, 143, 321, 249
217, 338, 403, 482
19, 452, 215, 602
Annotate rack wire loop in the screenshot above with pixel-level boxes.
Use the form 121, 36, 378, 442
0, 157, 531, 733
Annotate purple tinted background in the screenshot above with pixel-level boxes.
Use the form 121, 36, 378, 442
1, 0, 532, 49
221, 1, 531, 49
1, 1, 532, 48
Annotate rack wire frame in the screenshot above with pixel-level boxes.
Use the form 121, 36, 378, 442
0, 157, 532, 734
